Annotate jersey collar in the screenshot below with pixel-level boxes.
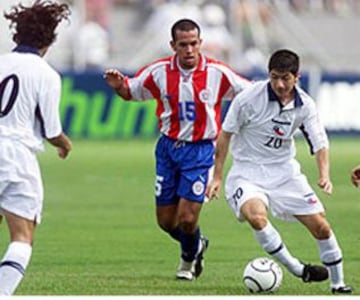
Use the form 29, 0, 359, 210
12, 44, 40, 56
267, 82, 303, 108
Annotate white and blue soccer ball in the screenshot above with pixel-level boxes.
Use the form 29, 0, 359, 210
243, 257, 283, 293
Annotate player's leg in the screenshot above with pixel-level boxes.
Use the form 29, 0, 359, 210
175, 198, 206, 280
0, 146, 42, 295
157, 198, 207, 281
173, 141, 213, 280
240, 198, 305, 278
154, 136, 211, 280
177, 198, 201, 256
175, 171, 210, 281
275, 170, 350, 291
156, 204, 180, 238
224, 170, 307, 280
154, 136, 198, 279
154, 135, 180, 239
296, 213, 352, 294
225, 174, 326, 283
0, 210, 34, 295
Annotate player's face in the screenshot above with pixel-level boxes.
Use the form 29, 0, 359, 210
269, 70, 299, 102
170, 29, 202, 69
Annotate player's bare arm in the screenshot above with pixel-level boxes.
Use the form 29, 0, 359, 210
315, 148, 332, 194
350, 165, 360, 187
103, 69, 130, 99
47, 133, 72, 159
206, 130, 232, 200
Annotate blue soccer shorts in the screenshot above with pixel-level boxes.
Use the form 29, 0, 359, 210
154, 135, 214, 206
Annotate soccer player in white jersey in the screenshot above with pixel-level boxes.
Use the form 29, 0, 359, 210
104, 19, 250, 280
207, 49, 352, 294
0, 1, 72, 295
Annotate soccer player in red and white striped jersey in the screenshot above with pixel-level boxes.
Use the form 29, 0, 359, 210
104, 18, 250, 281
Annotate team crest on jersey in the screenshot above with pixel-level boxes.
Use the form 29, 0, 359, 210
273, 125, 285, 136
199, 89, 212, 103
192, 180, 205, 196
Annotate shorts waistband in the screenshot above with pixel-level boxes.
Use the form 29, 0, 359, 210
161, 134, 213, 146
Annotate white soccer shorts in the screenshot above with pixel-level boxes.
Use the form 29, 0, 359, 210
224, 160, 325, 222
0, 140, 43, 224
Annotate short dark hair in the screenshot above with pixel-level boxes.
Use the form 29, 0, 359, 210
268, 49, 299, 74
171, 18, 200, 41
4, 0, 70, 49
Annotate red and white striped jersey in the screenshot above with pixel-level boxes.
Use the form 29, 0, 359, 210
125, 54, 251, 142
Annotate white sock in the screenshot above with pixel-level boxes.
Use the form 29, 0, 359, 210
0, 241, 32, 295
254, 221, 303, 277
318, 233, 345, 288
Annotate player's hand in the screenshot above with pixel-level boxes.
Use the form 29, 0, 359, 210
206, 178, 222, 201
57, 147, 69, 159
103, 69, 125, 89
318, 177, 333, 194
350, 166, 360, 188
57, 138, 72, 159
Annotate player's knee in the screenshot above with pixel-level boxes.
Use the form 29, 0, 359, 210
178, 215, 197, 234
247, 214, 267, 230
314, 220, 332, 239
157, 218, 175, 233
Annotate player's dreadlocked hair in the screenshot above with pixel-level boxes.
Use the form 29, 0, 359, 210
4, 0, 70, 49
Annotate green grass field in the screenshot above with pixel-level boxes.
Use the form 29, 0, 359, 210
2, 137, 359, 295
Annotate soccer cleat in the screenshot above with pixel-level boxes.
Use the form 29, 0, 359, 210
331, 285, 353, 294
194, 236, 209, 278
176, 258, 195, 281
301, 264, 329, 282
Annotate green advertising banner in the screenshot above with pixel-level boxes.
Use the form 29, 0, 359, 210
60, 74, 159, 139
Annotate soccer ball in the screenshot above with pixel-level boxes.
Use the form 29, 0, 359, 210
243, 257, 283, 293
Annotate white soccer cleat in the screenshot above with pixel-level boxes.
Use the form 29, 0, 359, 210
176, 258, 195, 281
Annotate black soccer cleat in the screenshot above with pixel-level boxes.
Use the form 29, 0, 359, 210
301, 264, 329, 282
331, 285, 353, 294
194, 236, 209, 278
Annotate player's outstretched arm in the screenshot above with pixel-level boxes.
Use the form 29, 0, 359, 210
206, 130, 232, 200
350, 165, 360, 188
47, 133, 72, 159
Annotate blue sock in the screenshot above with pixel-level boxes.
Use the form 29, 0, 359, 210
180, 228, 200, 262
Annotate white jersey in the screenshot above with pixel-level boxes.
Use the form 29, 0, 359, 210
222, 80, 329, 164
0, 48, 63, 152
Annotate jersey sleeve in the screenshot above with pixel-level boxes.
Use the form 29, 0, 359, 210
127, 75, 153, 101
225, 69, 252, 95
127, 63, 162, 101
222, 90, 252, 134
37, 71, 63, 139
213, 63, 251, 100
300, 97, 329, 154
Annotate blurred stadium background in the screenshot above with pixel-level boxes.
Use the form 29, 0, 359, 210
2, 0, 360, 136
